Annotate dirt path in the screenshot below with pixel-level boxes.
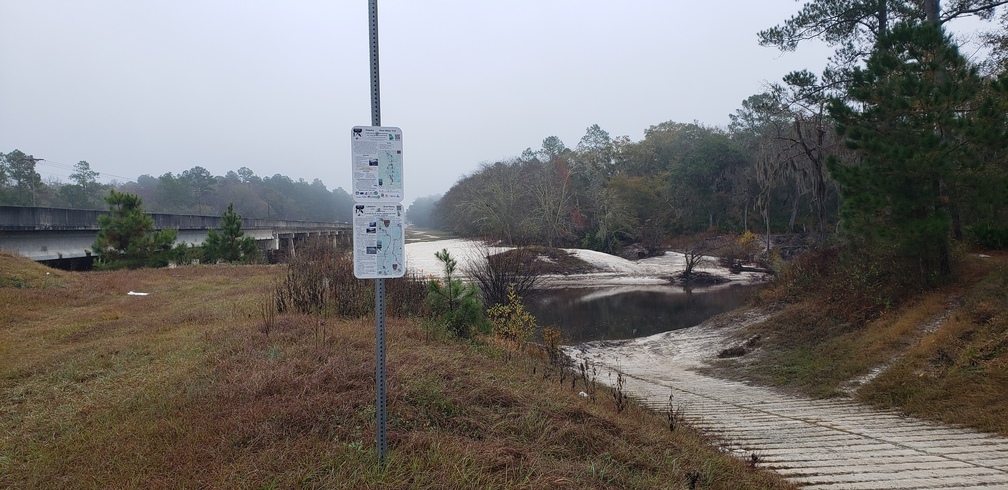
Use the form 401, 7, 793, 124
565, 309, 1008, 489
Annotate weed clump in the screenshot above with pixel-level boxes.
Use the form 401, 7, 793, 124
274, 238, 426, 319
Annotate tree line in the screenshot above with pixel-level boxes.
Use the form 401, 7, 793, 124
423, 0, 1008, 286
0, 152, 353, 223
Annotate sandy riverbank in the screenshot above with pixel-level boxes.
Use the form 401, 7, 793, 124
404, 238, 768, 288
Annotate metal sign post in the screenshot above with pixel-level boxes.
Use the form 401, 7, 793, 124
368, 0, 387, 467
353, 1, 403, 467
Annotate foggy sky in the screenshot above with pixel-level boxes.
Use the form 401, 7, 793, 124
0, 1, 838, 205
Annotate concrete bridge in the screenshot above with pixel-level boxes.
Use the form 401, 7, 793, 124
0, 205, 350, 266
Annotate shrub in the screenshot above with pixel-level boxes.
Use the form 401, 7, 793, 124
467, 245, 542, 308
967, 222, 1008, 250
487, 284, 536, 344
276, 237, 425, 318
718, 231, 761, 269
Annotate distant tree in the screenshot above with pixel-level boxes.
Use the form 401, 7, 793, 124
535, 158, 578, 247
540, 136, 568, 162
301, 178, 335, 222
664, 126, 749, 232
157, 172, 190, 212
93, 190, 177, 269
203, 203, 258, 263
58, 183, 86, 209
4, 149, 43, 206
0, 152, 8, 188
574, 124, 616, 249
519, 147, 540, 164
262, 174, 297, 219
732, 77, 848, 240
332, 187, 354, 222
405, 194, 442, 229
576, 124, 614, 171
182, 166, 216, 212
70, 160, 99, 196
435, 161, 531, 243
236, 166, 257, 184
131, 174, 161, 201
607, 174, 665, 252
64, 160, 102, 208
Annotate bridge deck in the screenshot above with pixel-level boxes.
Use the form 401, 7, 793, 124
0, 206, 350, 262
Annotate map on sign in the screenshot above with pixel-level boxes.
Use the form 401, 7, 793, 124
351, 126, 403, 202
352, 203, 405, 278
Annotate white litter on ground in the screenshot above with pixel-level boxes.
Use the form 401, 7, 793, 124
127, 291, 149, 296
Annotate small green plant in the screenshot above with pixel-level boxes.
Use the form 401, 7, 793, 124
425, 249, 485, 339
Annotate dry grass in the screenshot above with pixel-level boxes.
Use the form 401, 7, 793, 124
857, 253, 1008, 434
0, 253, 792, 489
718, 248, 1008, 435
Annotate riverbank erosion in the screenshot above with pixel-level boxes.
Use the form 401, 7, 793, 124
566, 306, 1008, 488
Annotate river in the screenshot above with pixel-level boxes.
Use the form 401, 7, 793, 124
526, 284, 759, 344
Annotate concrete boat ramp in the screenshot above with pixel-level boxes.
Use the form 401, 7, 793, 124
566, 310, 1008, 489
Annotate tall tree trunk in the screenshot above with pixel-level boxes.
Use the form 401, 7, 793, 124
878, 0, 888, 37
923, 0, 940, 24
788, 190, 801, 232
764, 205, 772, 255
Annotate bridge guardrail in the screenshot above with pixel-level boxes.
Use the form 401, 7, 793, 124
0, 205, 348, 231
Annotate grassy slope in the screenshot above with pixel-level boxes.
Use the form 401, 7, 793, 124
716, 249, 1008, 436
0, 252, 790, 489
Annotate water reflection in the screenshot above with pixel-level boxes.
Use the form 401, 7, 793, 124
526, 284, 758, 344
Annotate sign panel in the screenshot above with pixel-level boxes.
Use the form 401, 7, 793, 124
351, 126, 403, 202
353, 203, 405, 278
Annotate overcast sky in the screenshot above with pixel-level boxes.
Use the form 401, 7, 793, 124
0, 1, 840, 204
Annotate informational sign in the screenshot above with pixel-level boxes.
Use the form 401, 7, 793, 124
352, 203, 405, 278
351, 126, 403, 202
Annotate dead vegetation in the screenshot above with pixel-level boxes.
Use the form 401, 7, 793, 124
715, 247, 1008, 435
0, 252, 792, 489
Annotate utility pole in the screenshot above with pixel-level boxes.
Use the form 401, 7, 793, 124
26, 157, 44, 207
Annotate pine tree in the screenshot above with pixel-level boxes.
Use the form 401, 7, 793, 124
204, 203, 258, 263
93, 190, 177, 269
827, 21, 1001, 279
